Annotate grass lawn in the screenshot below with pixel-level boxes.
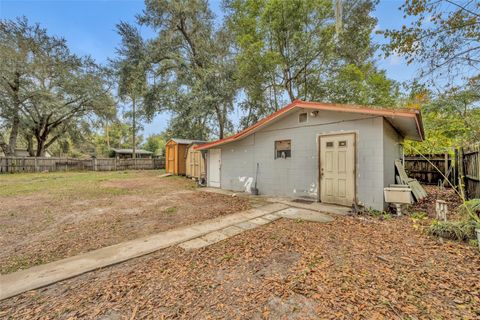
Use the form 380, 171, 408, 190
0, 170, 253, 274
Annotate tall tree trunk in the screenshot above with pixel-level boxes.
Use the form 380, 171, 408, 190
26, 134, 35, 156
105, 119, 110, 150
132, 97, 136, 159
6, 72, 22, 156
215, 105, 224, 139
35, 137, 46, 157
35, 126, 48, 157
7, 113, 20, 156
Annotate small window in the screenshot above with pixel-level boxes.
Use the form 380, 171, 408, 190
275, 140, 291, 159
339, 141, 347, 147
326, 141, 334, 148
298, 112, 307, 123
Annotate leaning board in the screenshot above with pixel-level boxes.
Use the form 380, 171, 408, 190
395, 160, 427, 201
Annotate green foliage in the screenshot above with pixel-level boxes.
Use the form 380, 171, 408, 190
164, 206, 177, 214
404, 85, 480, 153
410, 211, 428, 221
428, 220, 477, 242
137, 0, 235, 139
143, 134, 166, 156
364, 208, 392, 220
381, 1, 479, 89
325, 63, 399, 107
94, 121, 144, 157
459, 199, 480, 224
0, 18, 115, 156
225, 0, 398, 127
427, 199, 480, 243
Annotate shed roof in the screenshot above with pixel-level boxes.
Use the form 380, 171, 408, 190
169, 138, 207, 145
111, 148, 153, 155
196, 100, 424, 151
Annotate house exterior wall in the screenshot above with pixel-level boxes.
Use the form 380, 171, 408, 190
383, 119, 403, 188
214, 109, 397, 210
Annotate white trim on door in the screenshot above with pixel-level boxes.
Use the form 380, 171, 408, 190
317, 131, 357, 206
208, 149, 221, 188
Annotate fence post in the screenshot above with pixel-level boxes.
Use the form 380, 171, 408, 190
94, 158, 97, 171
458, 147, 466, 200
444, 153, 448, 181
114, 158, 117, 171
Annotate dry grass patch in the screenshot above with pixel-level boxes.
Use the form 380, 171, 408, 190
0, 171, 253, 273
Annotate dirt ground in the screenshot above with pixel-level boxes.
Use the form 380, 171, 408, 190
0, 171, 253, 274
410, 185, 464, 219
1, 214, 478, 319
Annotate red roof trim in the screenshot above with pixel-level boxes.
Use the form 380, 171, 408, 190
195, 100, 423, 150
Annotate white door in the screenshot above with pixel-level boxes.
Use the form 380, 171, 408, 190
208, 149, 221, 187
319, 133, 355, 206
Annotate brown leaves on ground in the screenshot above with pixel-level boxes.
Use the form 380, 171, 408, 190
0, 173, 251, 274
411, 185, 463, 218
2, 215, 479, 319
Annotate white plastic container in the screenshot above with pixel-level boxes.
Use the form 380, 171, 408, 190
384, 186, 413, 204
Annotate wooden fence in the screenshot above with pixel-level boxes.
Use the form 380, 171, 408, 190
404, 143, 480, 200
0, 156, 165, 173
459, 144, 480, 200
404, 154, 454, 185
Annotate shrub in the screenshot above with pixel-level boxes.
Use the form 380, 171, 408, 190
428, 220, 476, 241
459, 199, 480, 220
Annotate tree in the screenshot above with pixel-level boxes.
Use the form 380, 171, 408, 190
381, 0, 480, 89
143, 133, 166, 156
114, 22, 148, 159
94, 120, 144, 156
0, 18, 115, 157
0, 18, 40, 155
138, 0, 236, 139
24, 56, 114, 156
225, 0, 398, 127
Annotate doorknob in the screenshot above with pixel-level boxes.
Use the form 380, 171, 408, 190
320, 168, 324, 178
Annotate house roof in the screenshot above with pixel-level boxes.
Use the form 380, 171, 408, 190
111, 148, 153, 155
169, 138, 207, 145
195, 100, 424, 151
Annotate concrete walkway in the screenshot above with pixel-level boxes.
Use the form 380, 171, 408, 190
0, 203, 335, 301
0, 203, 287, 301
201, 187, 351, 215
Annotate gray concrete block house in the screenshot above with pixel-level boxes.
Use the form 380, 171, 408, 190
196, 100, 424, 210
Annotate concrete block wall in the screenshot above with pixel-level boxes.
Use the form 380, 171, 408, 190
216, 109, 396, 210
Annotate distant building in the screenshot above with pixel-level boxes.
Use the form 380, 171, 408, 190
110, 148, 153, 159
0, 149, 52, 157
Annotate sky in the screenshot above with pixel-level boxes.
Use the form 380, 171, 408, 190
0, 0, 418, 137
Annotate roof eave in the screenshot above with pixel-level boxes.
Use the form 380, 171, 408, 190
195, 101, 424, 150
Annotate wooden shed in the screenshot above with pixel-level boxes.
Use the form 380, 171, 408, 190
165, 138, 206, 175
185, 142, 207, 179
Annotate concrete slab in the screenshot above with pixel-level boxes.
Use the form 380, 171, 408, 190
179, 238, 210, 250
250, 217, 271, 225
275, 199, 350, 215
276, 208, 334, 223
0, 202, 289, 301
220, 226, 244, 237
201, 231, 228, 244
262, 213, 281, 221
201, 187, 350, 216
236, 221, 260, 230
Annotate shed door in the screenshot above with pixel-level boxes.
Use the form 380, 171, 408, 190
208, 149, 221, 188
166, 144, 175, 174
319, 133, 355, 206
